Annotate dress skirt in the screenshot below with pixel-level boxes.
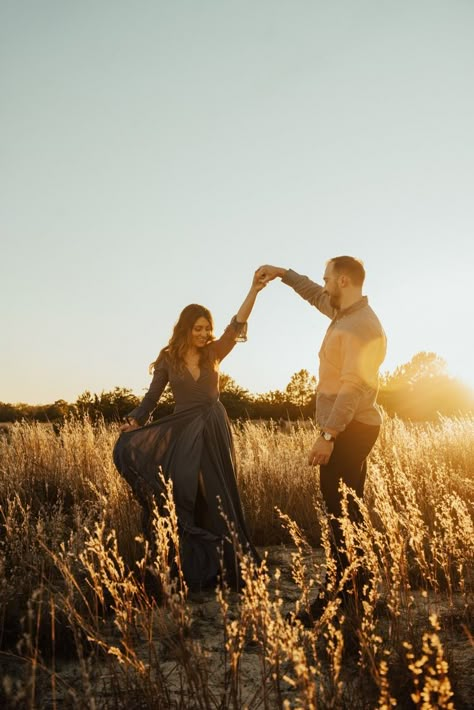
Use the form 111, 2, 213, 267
113, 400, 258, 589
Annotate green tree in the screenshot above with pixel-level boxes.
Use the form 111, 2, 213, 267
378, 352, 474, 420
75, 390, 98, 418
97, 387, 140, 421
0, 402, 19, 422
219, 373, 254, 418
381, 351, 447, 388
252, 389, 294, 420
285, 369, 317, 408
44, 399, 71, 421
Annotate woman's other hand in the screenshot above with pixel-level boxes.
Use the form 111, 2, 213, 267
119, 417, 140, 432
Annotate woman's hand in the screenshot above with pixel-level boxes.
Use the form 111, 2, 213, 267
256, 264, 287, 283
119, 417, 140, 432
252, 269, 268, 292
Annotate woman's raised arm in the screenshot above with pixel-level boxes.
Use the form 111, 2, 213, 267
211, 270, 267, 362
235, 270, 267, 324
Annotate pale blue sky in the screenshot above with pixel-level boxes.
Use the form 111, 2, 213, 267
2, 0, 473, 404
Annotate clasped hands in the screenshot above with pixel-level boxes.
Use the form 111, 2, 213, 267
254, 264, 286, 286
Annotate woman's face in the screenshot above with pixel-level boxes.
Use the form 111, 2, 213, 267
190, 317, 212, 348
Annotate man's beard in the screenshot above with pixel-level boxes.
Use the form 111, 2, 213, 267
329, 291, 341, 310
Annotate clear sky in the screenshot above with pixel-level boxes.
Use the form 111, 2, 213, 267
2, 0, 473, 405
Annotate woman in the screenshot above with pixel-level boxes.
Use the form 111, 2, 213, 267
113, 271, 265, 591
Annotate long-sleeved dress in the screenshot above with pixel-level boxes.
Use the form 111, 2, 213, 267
113, 317, 259, 590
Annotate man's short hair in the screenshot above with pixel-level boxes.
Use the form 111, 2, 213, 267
329, 256, 365, 286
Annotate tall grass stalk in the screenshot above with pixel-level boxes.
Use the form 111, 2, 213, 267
0, 414, 472, 708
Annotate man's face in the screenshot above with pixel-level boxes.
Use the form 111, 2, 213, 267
323, 262, 342, 309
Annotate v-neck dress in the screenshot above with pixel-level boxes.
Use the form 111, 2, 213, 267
112, 317, 259, 590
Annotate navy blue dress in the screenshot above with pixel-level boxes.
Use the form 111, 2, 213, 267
113, 318, 259, 590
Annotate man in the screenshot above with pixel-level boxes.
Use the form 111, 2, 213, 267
258, 257, 387, 619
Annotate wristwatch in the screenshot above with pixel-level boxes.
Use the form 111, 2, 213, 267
319, 430, 336, 442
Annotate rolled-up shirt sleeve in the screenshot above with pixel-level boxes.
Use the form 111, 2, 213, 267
324, 383, 363, 432
127, 356, 169, 426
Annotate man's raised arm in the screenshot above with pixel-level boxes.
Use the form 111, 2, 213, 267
256, 264, 288, 282
256, 264, 334, 318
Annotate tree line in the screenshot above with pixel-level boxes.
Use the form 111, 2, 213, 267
1, 352, 472, 425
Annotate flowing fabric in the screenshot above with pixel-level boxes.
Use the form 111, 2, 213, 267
113, 318, 259, 590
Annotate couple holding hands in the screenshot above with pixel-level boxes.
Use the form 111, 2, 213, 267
113, 258, 386, 619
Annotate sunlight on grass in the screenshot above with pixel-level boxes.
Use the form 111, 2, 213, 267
0, 415, 472, 707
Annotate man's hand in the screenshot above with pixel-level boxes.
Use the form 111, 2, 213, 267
308, 436, 335, 466
256, 264, 287, 283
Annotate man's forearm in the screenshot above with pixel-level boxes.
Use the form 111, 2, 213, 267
281, 270, 334, 317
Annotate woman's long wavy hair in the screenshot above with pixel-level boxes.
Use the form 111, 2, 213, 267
149, 304, 215, 374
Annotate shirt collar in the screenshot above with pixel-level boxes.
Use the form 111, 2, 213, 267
333, 296, 368, 320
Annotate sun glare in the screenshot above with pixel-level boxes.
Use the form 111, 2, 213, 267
448, 362, 474, 393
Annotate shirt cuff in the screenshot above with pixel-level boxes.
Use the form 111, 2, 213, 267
280, 268, 298, 286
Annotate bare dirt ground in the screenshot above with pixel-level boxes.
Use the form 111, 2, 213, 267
12, 546, 474, 709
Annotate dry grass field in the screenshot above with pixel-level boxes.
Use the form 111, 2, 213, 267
0, 415, 473, 708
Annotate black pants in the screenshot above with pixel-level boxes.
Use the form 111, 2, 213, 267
319, 419, 380, 588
